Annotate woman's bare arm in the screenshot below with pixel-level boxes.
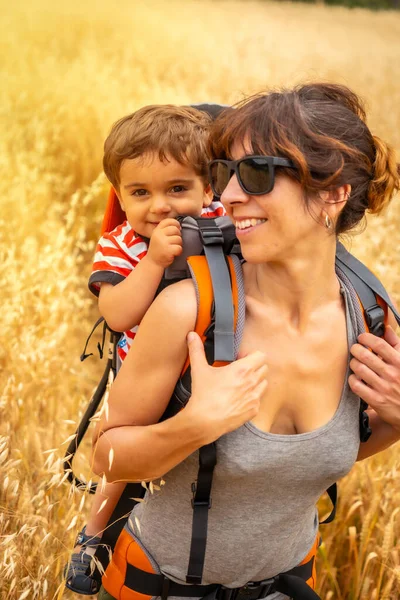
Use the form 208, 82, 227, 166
92, 279, 268, 482
92, 279, 202, 481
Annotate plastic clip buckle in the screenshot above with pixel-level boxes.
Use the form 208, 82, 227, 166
364, 304, 385, 337
236, 579, 275, 600
359, 410, 372, 443
191, 482, 212, 509
218, 587, 237, 600
199, 226, 224, 246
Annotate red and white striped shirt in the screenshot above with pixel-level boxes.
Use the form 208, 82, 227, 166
89, 201, 225, 361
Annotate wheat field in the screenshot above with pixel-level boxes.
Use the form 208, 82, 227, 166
1, 0, 399, 598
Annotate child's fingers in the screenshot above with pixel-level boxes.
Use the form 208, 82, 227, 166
162, 225, 182, 237
171, 244, 183, 256
167, 236, 183, 246
157, 218, 181, 230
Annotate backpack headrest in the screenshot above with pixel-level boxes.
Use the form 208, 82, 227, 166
164, 215, 239, 280
101, 188, 126, 235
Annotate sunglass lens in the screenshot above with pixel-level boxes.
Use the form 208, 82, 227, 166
239, 158, 272, 194
210, 162, 230, 196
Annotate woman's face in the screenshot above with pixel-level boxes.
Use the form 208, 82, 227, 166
220, 140, 322, 264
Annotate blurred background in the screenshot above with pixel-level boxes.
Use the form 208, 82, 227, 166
0, 0, 399, 598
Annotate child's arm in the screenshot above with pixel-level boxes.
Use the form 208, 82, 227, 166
98, 219, 182, 332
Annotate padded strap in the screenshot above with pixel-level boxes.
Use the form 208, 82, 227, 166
336, 242, 398, 446
336, 242, 400, 327
197, 220, 235, 362
181, 256, 241, 377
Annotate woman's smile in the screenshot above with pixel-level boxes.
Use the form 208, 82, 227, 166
235, 218, 268, 236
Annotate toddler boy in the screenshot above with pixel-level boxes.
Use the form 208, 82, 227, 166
65, 104, 224, 595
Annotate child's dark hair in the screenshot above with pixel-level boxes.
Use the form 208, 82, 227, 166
104, 105, 212, 190
209, 83, 400, 234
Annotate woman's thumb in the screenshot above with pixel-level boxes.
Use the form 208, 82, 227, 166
187, 332, 206, 370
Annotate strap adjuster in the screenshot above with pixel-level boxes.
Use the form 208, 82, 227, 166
191, 482, 212, 509
219, 579, 275, 600
359, 400, 372, 443
245, 578, 275, 598
364, 304, 385, 337
198, 225, 224, 246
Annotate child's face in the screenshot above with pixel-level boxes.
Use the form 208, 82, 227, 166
117, 153, 212, 238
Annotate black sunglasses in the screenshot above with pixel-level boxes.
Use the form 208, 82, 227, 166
208, 155, 297, 197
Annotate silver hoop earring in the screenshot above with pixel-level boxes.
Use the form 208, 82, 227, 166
325, 214, 332, 230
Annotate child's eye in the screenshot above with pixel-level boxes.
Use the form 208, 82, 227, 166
170, 185, 187, 193
132, 189, 149, 197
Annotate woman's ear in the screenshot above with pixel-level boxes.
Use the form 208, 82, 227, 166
320, 184, 351, 224
323, 184, 351, 206
334, 184, 351, 205
203, 184, 214, 207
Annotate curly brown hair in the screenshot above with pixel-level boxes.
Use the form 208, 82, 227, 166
209, 84, 400, 234
104, 105, 212, 190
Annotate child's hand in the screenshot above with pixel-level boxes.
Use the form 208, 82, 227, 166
147, 218, 183, 268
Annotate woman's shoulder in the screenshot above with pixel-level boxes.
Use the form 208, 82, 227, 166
144, 278, 198, 333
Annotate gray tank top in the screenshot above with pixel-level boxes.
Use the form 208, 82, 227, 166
128, 273, 364, 600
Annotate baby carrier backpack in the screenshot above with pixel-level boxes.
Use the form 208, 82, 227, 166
64, 184, 400, 599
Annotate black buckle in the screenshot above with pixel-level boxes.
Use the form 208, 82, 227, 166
191, 482, 212, 509
364, 304, 385, 337
244, 579, 275, 599
198, 225, 224, 246
359, 409, 372, 443
220, 579, 275, 600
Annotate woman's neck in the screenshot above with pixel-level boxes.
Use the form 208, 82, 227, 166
244, 240, 342, 333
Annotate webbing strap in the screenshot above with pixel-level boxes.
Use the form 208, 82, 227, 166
80, 316, 105, 361
336, 242, 400, 326
124, 562, 217, 597
320, 483, 337, 524
124, 554, 319, 599
186, 443, 217, 584
336, 243, 396, 445
197, 220, 235, 362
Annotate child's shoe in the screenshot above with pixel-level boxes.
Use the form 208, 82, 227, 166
64, 526, 102, 595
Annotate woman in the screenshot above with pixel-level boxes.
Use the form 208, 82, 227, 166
93, 83, 400, 600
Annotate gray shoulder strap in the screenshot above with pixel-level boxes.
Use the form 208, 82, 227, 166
336, 242, 400, 328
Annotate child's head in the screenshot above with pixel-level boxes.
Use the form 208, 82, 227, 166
103, 105, 213, 237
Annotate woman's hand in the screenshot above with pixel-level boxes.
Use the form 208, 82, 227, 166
184, 331, 268, 443
349, 325, 400, 432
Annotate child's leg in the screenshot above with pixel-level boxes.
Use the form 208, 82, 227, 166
80, 480, 126, 539
65, 481, 126, 594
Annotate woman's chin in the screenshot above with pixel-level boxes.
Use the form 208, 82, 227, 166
240, 247, 273, 264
